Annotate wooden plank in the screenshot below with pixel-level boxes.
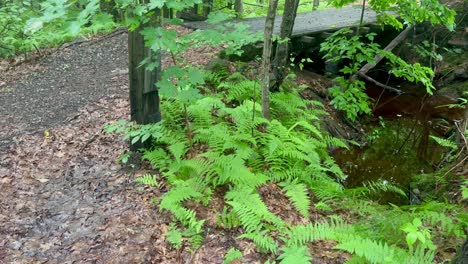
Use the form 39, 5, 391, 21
183, 7, 380, 37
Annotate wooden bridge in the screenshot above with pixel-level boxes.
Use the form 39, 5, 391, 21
183, 7, 380, 37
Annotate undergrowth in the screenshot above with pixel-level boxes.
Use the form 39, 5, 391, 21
108, 68, 467, 263
0, 0, 118, 58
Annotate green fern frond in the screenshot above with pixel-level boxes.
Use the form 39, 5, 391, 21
279, 180, 310, 218
168, 142, 187, 161
309, 176, 345, 201
324, 135, 349, 149
239, 231, 278, 253
166, 224, 183, 249
226, 187, 285, 232
429, 135, 457, 150
217, 206, 241, 229
363, 181, 407, 198
277, 245, 312, 264
285, 220, 349, 247
223, 248, 243, 264
335, 237, 398, 264
219, 79, 260, 103
134, 174, 159, 187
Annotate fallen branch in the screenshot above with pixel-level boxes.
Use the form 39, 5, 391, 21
357, 72, 403, 94
352, 25, 414, 80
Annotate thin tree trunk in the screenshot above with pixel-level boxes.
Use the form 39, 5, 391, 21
261, 0, 278, 120
270, 0, 299, 92
235, 0, 243, 15
203, 0, 213, 16
313, 0, 319, 10
356, 0, 366, 35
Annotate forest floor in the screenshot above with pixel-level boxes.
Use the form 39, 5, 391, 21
0, 28, 273, 263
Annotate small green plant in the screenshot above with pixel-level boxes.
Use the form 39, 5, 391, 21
223, 248, 243, 264
401, 218, 436, 253
166, 223, 183, 249
134, 174, 159, 187
462, 180, 468, 200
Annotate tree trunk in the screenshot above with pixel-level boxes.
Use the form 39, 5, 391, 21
235, 0, 243, 15
128, 23, 161, 150
203, 0, 213, 16
270, 0, 299, 92
261, 0, 278, 120
313, 0, 319, 10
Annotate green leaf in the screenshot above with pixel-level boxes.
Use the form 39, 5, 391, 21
406, 232, 418, 247
66, 21, 82, 36
24, 18, 44, 34
148, 0, 166, 9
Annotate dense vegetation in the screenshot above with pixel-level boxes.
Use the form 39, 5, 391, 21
2, 0, 467, 263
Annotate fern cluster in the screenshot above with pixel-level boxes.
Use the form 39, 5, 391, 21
117, 70, 466, 263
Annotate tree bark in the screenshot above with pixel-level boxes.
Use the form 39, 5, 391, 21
261, 0, 278, 120
203, 0, 213, 16
235, 0, 243, 15
128, 21, 161, 150
270, 0, 299, 92
313, 0, 319, 10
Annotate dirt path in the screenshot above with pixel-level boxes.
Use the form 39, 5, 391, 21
0, 32, 174, 263
0, 31, 129, 151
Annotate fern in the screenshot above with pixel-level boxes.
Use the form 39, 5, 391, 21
166, 224, 183, 249
284, 219, 349, 247
223, 248, 243, 264
134, 174, 159, 187
335, 237, 399, 264
363, 181, 407, 198
279, 180, 311, 218
226, 187, 285, 232
277, 245, 312, 264
429, 135, 458, 150
239, 231, 279, 253
217, 206, 241, 229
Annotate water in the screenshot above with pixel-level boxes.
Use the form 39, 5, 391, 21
333, 85, 463, 204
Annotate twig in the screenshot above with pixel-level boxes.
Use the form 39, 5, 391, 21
357, 72, 403, 94
443, 153, 468, 178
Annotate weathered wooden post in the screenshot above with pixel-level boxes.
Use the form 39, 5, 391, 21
128, 20, 161, 150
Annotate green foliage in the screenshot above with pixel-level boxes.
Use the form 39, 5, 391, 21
279, 180, 310, 218
135, 174, 159, 187
429, 135, 458, 150
166, 224, 183, 249
329, 78, 371, 121
401, 218, 436, 253
217, 207, 241, 229
0, 0, 118, 58
462, 180, 468, 200
223, 248, 243, 264
277, 245, 312, 264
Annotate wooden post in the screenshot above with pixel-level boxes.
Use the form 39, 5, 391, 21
128, 23, 161, 150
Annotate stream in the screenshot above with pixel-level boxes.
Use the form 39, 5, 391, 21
333, 84, 465, 205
